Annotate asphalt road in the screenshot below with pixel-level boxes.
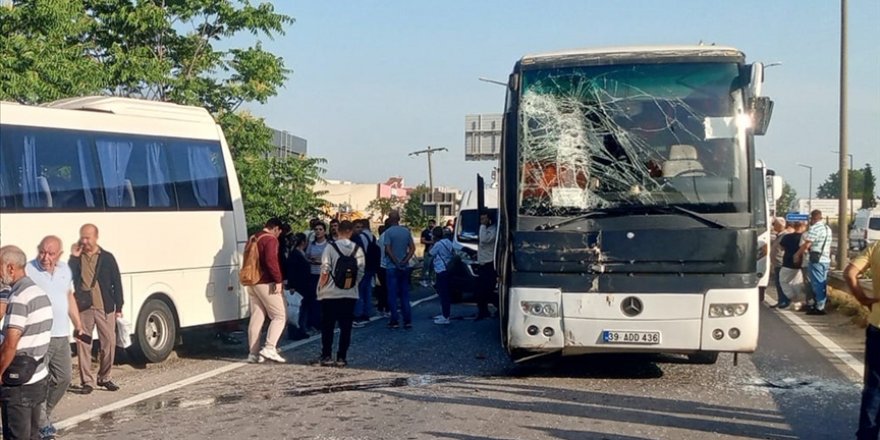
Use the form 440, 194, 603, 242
54, 286, 862, 440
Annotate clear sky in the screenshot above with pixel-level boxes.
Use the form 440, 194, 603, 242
239, 0, 880, 201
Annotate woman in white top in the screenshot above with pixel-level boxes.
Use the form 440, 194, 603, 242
429, 227, 455, 324
303, 222, 329, 331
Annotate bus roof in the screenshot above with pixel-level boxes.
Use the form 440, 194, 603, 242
42, 96, 216, 124
521, 45, 744, 66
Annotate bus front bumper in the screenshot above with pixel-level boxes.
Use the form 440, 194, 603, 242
506, 287, 759, 356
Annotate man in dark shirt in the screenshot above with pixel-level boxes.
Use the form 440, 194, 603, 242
69, 223, 123, 394
776, 222, 806, 309
420, 219, 436, 287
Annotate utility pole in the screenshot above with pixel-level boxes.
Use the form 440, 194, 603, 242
837, 0, 849, 268
409, 146, 448, 218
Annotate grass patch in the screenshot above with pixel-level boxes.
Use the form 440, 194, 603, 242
827, 278, 871, 328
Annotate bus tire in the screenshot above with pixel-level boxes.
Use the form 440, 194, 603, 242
688, 351, 719, 364
132, 298, 177, 364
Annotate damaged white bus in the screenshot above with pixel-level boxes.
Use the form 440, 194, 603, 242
495, 46, 774, 364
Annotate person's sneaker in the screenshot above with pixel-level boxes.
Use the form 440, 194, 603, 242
433, 316, 451, 325
40, 424, 57, 440
806, 308, 827, 316
352, 320, 366, 328
97, 380, 120, 392
773, 302, 791, 310
433, 314, 444, 320
259, 347, 287, 363
80, 384, 94, 395
247, 353, 264, 364
319, 356, 334, 367
404, 322, 413, 330
335, 358, 348, 368
388, 321, 400, 329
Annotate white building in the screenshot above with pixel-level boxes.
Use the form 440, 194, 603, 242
791, 198, 864, 219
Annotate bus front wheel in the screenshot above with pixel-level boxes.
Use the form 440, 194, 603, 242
133, 299, 178, 363
688, 351, 719, 364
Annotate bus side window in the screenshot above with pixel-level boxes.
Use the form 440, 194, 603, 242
167, 141, 232, 211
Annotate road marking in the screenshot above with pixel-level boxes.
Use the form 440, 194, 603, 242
57, 293, 440, 432
779, 309, 864, 377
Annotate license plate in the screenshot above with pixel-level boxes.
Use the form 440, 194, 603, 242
602, 330, 661, 345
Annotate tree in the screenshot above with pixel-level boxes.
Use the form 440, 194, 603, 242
816, 168, 868, 199
367, 196, 401, 221
0, 1, 326, 232
403, 185, 430, 229
863, 164, 877, 209
776, 183, 797, 215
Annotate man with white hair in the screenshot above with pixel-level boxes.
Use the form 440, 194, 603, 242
27, 236, 84, 440
0, 245, 53, 440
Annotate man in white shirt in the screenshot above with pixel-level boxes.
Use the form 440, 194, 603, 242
26, 236, 84, 440
476, 211, 498, 320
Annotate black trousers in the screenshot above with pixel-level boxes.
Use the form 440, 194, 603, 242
320, 298, 357, 360
476, 263, 498, 317
1, 377, 48, 440
375, 269, 389, 312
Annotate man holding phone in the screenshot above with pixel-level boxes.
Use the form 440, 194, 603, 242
26, 236, 84, 439
69, 224, 124, 394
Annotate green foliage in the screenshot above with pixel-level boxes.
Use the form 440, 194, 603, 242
367, 196, 401, 221
776, 183, 797, 215
0, 0, 326, 232
817, 167, 871, 200
0, 0, 106, 103
863, 164, 877, 209
403, 185, 430, 229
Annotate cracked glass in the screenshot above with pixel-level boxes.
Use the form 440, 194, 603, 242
517, 62, 749, 216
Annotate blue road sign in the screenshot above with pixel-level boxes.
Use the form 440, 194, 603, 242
785, 212, 809, 222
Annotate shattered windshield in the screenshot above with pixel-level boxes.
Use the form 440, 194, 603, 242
518, 62, 749, 216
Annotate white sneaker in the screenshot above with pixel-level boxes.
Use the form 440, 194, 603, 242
247, 353, 264, 364
433, 314, 444, 320
259, 347, 286, 363
433, 316, 451, 325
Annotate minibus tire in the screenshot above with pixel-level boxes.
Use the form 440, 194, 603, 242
688, 351, 719, 364
133, 299, 177, 363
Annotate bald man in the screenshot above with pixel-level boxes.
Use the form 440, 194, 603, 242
26, 236, 84, 439
69, 224, 123, 394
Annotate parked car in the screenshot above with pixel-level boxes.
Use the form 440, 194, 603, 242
850, 208, 880, 250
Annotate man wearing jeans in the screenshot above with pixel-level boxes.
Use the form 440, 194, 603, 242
383, 211, 415, 329
844, 241, 880, 439
26, 236, 84, 440
0, 245, 53, 440
795, 210, 832, 315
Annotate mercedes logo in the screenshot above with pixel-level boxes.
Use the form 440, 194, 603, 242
621, 297, 643, 317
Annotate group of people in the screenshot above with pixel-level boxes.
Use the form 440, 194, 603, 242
769, 209, 833, 315
1, 224, 124, 440
245, 208, 499, 367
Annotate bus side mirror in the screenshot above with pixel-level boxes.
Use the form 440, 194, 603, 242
750, 96, 773, 136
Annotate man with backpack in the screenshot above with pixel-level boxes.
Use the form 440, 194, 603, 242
317, 220, 364, 367
352, 220, 380, 328
241, 218, 286, 364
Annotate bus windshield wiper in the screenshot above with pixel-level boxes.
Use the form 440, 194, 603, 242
655, 205, 729, 229
534, 205, 728, 231
535, 211, 611, 231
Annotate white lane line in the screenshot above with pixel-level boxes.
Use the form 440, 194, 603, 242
56, 293, 440, 431
779, 309, 864, 377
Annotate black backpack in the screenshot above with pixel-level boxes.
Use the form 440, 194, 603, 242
361, 232, 381, 272
329, 241, 359, 289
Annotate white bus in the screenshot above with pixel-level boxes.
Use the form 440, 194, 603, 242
496, 46, 774, 364
0, 96, 249, 362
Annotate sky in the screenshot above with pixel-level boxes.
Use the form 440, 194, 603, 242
237, 0, 880, 201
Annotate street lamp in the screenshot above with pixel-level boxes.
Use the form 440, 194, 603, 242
797, 163, 814, 212
832, 150, 854, 217
478, 77, 507, 87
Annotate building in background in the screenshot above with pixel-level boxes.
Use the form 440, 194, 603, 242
791, 198, 863, 220
423, 187, 461, 221
270, 129, 307, 158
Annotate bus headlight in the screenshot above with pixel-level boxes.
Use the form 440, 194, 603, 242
708, 303, 749, 318
521, 301, 559, 317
